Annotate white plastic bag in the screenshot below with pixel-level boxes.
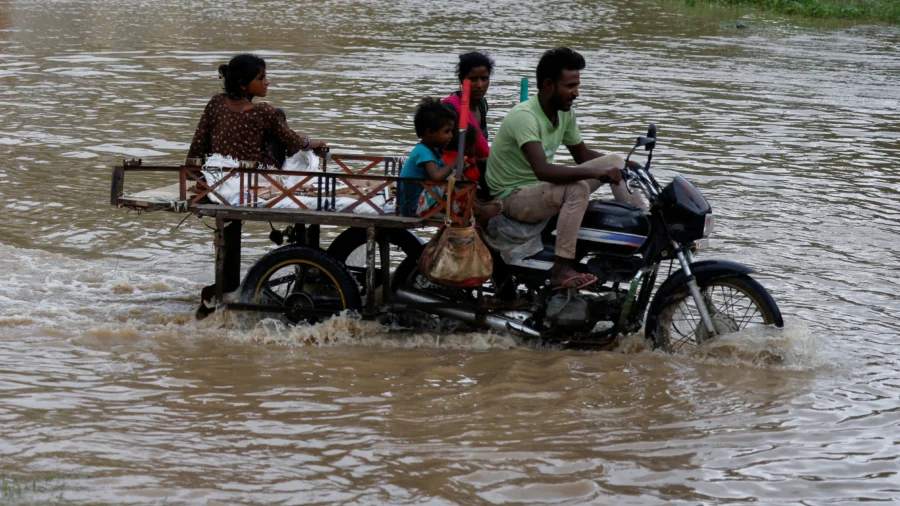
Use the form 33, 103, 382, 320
281, 149, 320, 173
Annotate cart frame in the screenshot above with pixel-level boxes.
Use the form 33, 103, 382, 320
110, 154, 478, 320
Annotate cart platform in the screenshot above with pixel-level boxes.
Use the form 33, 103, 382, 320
110, 153, 478, 321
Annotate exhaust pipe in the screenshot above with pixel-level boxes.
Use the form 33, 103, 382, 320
395, 287, 542, 338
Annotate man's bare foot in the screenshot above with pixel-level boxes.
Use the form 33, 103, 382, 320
550, 258, 597, 290
473, 200, 503, 222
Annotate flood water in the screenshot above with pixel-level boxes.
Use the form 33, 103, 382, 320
1, 0, 900, 504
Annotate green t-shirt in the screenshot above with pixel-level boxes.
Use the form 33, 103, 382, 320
486, 96, 583, 200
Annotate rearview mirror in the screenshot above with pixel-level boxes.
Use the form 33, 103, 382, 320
635, 136, 655, 149
633, 123, 657, 151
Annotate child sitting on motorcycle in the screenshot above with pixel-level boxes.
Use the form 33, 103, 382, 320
399, 98, 501, 220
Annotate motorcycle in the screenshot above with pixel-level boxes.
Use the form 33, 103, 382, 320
390, 124, 784, 350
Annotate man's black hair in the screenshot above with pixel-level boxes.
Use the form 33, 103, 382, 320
536, 47, 585, 89
414, 97, 457, 138
456, 51, 495, 82
218, 54, 266, 98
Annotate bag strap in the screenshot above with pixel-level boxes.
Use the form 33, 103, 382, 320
444, 175, 456, 225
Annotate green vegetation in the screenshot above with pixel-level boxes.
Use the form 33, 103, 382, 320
681, 0, 900, 22
1, 476, 25, 501
1, 473, 73, 504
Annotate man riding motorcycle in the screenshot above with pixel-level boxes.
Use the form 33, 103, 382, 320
486, 47, 648, 292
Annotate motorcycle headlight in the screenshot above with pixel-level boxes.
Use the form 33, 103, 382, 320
702, 214, 715, 238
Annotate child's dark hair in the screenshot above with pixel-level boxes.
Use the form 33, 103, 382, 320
536, 47, 585, 88
218, 54, 266, 98
414, 97, 457, 138
456, 51, 495, 82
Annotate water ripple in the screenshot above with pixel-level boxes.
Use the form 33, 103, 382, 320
1, 0, 899, 503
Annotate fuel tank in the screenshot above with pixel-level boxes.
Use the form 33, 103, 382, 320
543, 200, 651, 257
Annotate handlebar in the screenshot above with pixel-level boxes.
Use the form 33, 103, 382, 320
621, 164, 660, 202
621, 123, 661, 204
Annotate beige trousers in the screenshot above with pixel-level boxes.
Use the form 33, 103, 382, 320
502, 154, 647, 259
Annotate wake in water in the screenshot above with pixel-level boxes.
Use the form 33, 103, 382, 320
199, 309, 525, 350
0, 243, 200, 332
200, 305, 830, 371
0, 242, 833, 367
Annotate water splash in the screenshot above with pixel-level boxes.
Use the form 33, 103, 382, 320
687, 320, 834, 370
0, 243, 840, 365
612, 333, 652, 354
201, 309, 524, 350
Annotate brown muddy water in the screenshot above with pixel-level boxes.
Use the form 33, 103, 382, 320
1, 0, 899, 504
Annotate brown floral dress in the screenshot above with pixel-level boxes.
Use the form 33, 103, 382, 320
187, 93, 307, 166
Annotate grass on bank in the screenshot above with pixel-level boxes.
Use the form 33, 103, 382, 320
681, 0, 900, 22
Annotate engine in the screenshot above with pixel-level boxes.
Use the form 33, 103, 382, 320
546, 291, 625, 329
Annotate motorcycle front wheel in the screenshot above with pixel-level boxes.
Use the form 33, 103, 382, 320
649, 275, 781, 352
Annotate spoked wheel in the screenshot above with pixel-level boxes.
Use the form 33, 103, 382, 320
651, 275, 780, 352
326, 228, 423, 294
239, 246, 362, 324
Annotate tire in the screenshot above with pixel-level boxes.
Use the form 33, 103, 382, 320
240, 245, 362, 324
390, 255, 418, 293
647, 274, 780, 352
326, 227, 423, 294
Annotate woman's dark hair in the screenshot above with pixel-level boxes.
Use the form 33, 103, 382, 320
414, 97, 457, 138
536, 47, 585, 88
456, 51, 495, 82
218, 54, 266, 98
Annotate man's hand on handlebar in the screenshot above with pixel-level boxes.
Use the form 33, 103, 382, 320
595, 167, 624, 184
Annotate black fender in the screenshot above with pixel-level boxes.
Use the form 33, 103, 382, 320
645, 260, 758, 333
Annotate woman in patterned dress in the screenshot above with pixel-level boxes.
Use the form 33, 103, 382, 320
187, 54, 327, 166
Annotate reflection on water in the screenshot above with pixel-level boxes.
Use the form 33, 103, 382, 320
1, 0, 900, 503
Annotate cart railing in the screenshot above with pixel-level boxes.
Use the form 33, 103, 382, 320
111, 153, 477, 226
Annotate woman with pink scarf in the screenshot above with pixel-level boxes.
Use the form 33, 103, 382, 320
438, 51, 502, 218
441, 52, 494, 181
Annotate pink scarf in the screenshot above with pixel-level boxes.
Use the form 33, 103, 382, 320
441, 93, 490, 159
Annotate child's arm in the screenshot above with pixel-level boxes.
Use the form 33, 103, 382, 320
423, 160, 454, 181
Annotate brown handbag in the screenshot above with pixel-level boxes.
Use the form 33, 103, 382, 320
417, 176, 494, 288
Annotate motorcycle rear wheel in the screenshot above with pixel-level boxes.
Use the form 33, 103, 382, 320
326, 228, 422, 295
389, 256, 482, 333
650, 275, 779, 352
